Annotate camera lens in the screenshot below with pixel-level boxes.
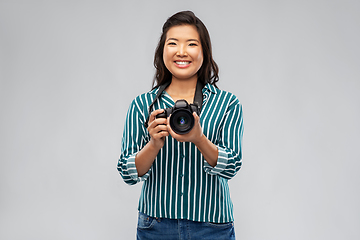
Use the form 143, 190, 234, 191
170, 110, 194, 134
177, 117, 187, 126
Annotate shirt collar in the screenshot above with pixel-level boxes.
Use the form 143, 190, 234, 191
150, 86, 161, 95
203, 83, 218, 95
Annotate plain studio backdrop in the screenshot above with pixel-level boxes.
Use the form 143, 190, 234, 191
0, 0, 359, 239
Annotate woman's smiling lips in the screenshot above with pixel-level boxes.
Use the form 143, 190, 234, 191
174, 61, 191, 68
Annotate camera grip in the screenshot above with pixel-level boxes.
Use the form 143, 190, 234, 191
156, 111, 167, 119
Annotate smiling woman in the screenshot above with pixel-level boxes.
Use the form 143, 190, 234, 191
153, 11, 219, 90
117, 11, 243, 240
163, 25, 204, 83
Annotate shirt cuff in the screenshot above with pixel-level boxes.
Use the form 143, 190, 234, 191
125, 153, 151, 182
203, 146, 229, 175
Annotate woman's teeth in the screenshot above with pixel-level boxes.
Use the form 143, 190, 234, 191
175, 61, 190, 65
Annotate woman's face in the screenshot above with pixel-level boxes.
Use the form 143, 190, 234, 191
163, 25, 203, 82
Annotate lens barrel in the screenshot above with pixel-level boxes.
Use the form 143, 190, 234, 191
170, 109, 194, 134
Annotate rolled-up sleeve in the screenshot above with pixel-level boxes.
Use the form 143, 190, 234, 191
117, 99, 150, 185
204, 98, 244, 179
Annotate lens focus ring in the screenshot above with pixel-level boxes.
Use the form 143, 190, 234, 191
170, 110, 194, 134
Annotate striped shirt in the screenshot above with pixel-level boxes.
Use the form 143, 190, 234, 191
117, 83, 244, 223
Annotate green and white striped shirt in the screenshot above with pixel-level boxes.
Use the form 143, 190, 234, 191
118, 83, 243, 223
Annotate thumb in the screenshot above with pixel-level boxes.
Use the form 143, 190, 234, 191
193, 112, 200, 122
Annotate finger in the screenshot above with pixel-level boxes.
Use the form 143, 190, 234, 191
154, 124, 168, 133
149, 120, 169, 134
160, 131, 170, 137
152, 130, 169, 140
193, 112, 200, 121
149, 109, 165, 123
155, 117, 168, 125
148, 115, 167, 129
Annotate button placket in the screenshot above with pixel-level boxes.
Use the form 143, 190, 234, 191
179, 142, 185, 198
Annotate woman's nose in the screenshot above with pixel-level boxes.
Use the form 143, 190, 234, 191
176, 45, 187, 57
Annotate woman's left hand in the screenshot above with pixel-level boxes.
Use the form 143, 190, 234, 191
167, 112, 203, 144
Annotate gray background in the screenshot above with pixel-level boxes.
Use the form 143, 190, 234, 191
1, 0, 359, 239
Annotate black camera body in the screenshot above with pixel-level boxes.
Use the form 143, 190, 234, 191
156, 99, 200, 134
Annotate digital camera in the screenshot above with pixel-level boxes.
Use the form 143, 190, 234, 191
156, 99, 200, 134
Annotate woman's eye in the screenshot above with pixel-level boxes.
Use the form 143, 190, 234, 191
189, 43, 198, 46
168, 42, 176, 45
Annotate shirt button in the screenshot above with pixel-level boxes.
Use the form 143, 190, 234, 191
180, 174, 184, 178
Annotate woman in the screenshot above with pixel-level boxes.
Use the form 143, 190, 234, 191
118, 11, 243, 240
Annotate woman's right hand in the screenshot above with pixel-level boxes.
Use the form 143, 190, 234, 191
135, 109, 169, 177
147, 109, 169, 150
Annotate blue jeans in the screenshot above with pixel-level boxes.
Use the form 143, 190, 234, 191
137, 212, 236, 240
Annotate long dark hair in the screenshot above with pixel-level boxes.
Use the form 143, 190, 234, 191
152, 11, 219, 89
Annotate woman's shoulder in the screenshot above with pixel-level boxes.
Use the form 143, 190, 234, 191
205, 84, 241, 107
128, 88, 158, 110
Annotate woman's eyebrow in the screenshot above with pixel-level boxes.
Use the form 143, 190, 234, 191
166, 38, 179, 42
166, 38, 200, 43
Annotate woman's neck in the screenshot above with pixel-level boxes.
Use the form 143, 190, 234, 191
166, 76, 198, 103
